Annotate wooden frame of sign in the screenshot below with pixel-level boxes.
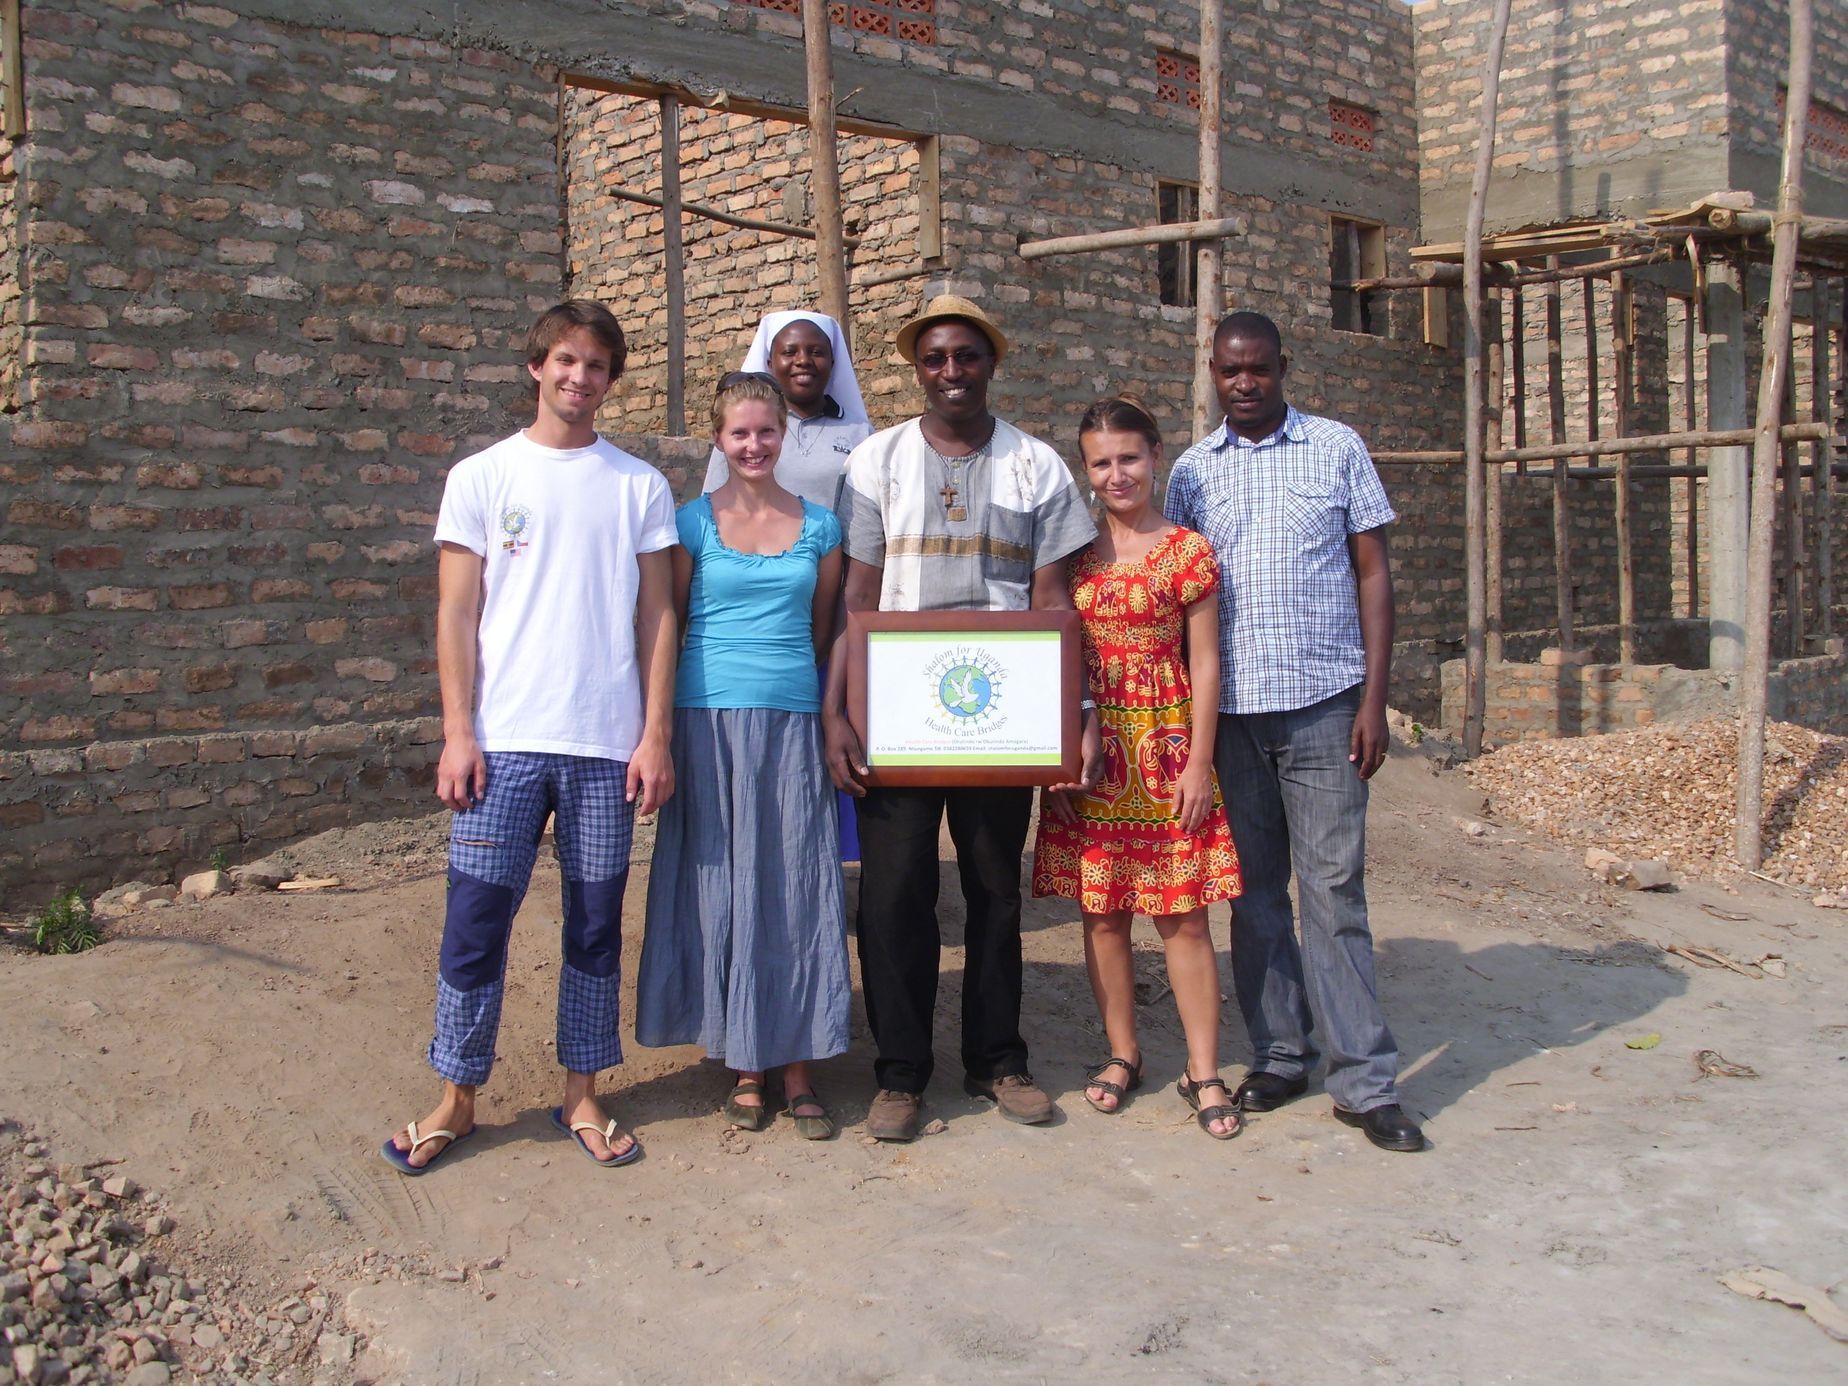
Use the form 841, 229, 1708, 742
844, 609, 1083, 788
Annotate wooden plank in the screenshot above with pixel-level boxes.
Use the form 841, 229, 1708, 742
0, 0, 20, 142
659, 94, 686, 437
1194, 0, 1225, 441
1423, 286, 1450, 349
802, 0, 849, 333
1017, 216, 1244, 261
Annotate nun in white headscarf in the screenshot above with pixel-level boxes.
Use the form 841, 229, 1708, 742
701, 310, 872, 509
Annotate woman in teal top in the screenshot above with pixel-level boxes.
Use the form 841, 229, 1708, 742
637, 372, 849, 1140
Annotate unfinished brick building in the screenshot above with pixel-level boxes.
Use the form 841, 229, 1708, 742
0, 0, 1840, 897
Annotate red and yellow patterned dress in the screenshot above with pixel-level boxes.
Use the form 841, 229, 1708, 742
1032, 527, 1242, 916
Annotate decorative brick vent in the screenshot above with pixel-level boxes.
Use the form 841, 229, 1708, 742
1805, 98, 1848, 165
1329, 99, 1376, 153
1153, 48, 1201, 112
736, 0, 936, 45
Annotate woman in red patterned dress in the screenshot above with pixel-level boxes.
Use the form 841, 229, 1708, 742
1032, 397, 1244, 1140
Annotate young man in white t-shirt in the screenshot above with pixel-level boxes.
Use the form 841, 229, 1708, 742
382, 300, 678, 1174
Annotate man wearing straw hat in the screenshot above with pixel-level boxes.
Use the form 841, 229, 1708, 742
826, 295, 1099, 1141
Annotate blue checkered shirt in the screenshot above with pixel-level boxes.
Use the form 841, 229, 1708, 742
1163, 406, 1396, 715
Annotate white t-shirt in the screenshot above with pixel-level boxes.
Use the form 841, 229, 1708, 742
433, 431, 677, 761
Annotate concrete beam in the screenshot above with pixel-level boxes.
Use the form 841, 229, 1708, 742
1420, 145, 1730, 242
225, 0, 1419, 226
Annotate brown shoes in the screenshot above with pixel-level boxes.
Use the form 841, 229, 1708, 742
866, 1088, 923, 1142
963, 1072, 1055, 1125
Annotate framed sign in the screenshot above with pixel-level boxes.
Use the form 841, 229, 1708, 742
845, 610, 1082, 787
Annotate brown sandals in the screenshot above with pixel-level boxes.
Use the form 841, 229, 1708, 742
1177, 1073, 1244, 1140
1083, 1056, 1144, 1113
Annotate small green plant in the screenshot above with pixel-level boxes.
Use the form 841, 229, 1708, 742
1410, 722, 1427, 745
32, 890, 99, 955
210, 846, 229, 872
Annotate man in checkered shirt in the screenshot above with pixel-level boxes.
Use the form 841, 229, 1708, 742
1163, 310, 1423, 1153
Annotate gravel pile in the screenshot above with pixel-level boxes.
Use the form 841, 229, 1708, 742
0, 1125, 353, 1385
1464, 717, 1848, 895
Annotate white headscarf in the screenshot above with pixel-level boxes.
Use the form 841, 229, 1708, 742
738, 310, 868, 426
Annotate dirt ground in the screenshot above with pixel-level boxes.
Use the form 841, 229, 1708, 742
3, 741, 1846, 1385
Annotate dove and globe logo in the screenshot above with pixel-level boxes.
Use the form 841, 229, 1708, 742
937, 662, 993, 719
920, 644, 1006, 734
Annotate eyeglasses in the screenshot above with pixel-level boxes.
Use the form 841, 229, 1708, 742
917, 349, 991, 371
718, 370, 785, 395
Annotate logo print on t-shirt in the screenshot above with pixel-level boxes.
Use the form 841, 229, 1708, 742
500, 503, 533, 556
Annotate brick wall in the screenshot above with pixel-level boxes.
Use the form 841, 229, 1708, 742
1414, 0, 1732, 233
562, 87, 928, 438
1726, 0, 1848, 213
1442, 644, 1848, 742
0, 0, 563, 899
0, 0, 1467, 900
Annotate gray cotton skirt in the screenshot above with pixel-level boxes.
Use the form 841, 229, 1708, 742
635, 707, 850, 1072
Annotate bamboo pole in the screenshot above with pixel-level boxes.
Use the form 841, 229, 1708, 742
659, 94, 686, 437
1545, 257, 1575, 651
1487, 295, 1506, 663
1193, 0, 1224, 440
802, 0, 850, 333
1370, 420, 1834, 467
1613, 272, 1635, 663
1019, 216, 1246, 260
1737, 0, 1812, 868
1462, 0, 1513, 757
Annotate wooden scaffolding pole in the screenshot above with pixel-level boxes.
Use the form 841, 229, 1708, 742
1545, 258, 1575, 651
1682, 299, 1700, 617
659, 94, 686, 436
1819, 278, 1840, 640
802, 0, 850, 332
1613, 271, 1636, 664
1462, 0, 1514, 757
1737, 0, 1812, 867
1486, 295, 1506, 663
1192, 0, 1224, 440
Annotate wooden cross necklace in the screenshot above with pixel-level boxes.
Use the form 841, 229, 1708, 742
926, 422, 997, 523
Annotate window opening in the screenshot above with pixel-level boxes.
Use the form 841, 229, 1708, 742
1330, 216, 1386, 335
1157, 181, 1199, 308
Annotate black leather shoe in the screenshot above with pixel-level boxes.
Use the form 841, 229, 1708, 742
1232, 1071, 1309, 1112
1333, 1102, 1425, 1152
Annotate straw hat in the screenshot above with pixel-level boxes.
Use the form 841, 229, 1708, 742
895, 293, 1009, 364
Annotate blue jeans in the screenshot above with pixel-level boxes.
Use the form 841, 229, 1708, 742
1213, 686, 1399, 1111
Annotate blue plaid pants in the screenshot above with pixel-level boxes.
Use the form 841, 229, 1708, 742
427, 752, 635, 1085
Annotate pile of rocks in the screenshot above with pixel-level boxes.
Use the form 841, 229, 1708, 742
1466, 717, 1848, 898
0, 1126, 349, 1385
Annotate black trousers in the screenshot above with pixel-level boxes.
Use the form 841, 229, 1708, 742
854, 784, 1034, 1094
